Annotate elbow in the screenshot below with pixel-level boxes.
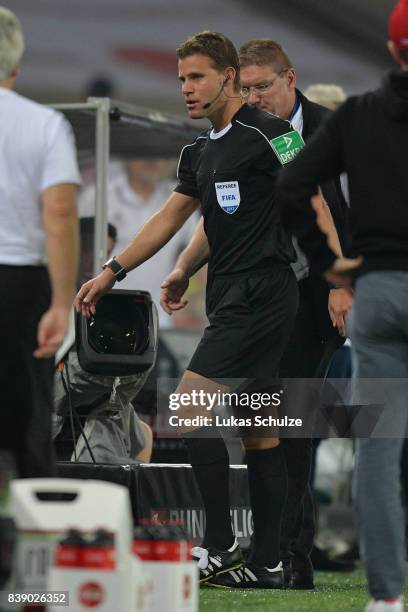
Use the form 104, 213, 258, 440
43, 200, 77, 229
43, 200, 78, 241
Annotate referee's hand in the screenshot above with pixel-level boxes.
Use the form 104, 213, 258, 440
160, 268, 189, 315
75, 269, 116, 318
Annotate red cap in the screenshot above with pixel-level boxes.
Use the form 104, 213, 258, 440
389, 0, 408, 49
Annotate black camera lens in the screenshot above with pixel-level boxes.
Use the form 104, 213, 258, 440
87, 294, 149, 355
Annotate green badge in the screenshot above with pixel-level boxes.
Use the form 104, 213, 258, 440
270, 130, 306, 165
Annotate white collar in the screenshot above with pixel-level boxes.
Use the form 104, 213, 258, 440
209, 122, 232, 140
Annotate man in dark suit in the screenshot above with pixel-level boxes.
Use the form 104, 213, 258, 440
239, 39, 352, 589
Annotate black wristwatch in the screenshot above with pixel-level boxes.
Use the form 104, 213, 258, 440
102, 256, 127, 282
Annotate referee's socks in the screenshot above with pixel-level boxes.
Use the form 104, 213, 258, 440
184, 429, 234, 550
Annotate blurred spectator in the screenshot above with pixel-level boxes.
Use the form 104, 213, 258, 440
0, 6, 80, 477
304, 84, 347, 110
79, 158, 199, 327
85, 75, 116, 99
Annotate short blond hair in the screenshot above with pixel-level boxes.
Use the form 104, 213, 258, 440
239, 39, 292, 73
0, 6, 24, 81
304, 84, 346, 111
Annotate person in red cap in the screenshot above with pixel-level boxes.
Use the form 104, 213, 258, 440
388, 0, 408, 56
277, 1, 408, 611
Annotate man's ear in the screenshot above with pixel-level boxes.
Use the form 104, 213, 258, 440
224, 67, 236, 87
286, 68, 297, 89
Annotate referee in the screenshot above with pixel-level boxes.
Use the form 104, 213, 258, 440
277, 1, 408, 609
163, 38, 351, 589
0, 7, 80, 477
76, 31, 301, 588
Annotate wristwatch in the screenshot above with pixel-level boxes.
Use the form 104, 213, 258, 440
102, 256, 127, 282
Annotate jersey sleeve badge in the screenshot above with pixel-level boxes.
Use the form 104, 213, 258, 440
269, 130, 306, 165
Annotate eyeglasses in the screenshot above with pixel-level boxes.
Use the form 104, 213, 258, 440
241, 69, 289, 98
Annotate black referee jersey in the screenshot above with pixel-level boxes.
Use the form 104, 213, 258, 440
174, 104, 301, 379
175, 104, 299, 279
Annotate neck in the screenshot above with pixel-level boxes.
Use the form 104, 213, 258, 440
209, 98, 243, 132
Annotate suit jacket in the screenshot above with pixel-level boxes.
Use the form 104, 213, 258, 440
296, 89, 350, 342
297, 89, 350, 255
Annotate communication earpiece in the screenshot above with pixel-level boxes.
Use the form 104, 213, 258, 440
203, 75, 239, 110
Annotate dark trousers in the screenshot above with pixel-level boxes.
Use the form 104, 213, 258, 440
0, 265, 56, 477
279, 275, 343, 567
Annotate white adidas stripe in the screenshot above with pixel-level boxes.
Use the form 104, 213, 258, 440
229, 570, 242, 583
243, 567, 258, 581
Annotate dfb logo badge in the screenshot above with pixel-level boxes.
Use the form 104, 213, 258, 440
215, 181, 240, 214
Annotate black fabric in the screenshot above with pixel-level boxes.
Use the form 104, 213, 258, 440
57, 461, 139, 519
279, 438, 314, 565
279, 276, 343, 380
0, 265, 55, 478
298, 89, 351, 257
184, 430, 234, 550
175, 104, 296, 278
291, 483, 316, 567
279, 71, 408, 274
246, 444, 287, 567
278, 248, 344, 569
188, 268, 298, 379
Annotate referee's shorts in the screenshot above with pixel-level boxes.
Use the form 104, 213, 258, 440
188, 265, 298, 380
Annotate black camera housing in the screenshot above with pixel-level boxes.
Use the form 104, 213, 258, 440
76, 289, 158, 375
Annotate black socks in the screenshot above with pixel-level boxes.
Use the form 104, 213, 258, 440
246, 444, 288, 568
184, 430, 234, 550
185, 432, 289, 563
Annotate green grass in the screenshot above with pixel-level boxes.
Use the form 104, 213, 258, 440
199, 568, 375, 612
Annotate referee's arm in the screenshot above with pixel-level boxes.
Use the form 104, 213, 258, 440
75, 192, 200, 315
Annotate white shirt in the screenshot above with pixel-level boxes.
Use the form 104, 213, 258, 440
79, 168, 197, 327
0, 87, 81, 265
291, 101, 304, 135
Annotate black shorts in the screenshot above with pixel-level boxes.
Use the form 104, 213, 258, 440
188, 266, 298, 380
